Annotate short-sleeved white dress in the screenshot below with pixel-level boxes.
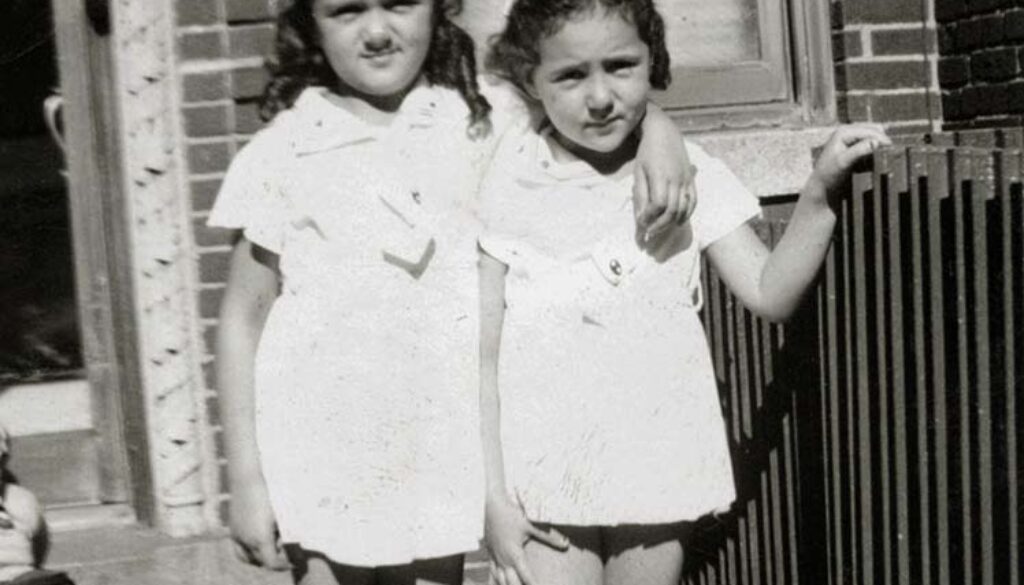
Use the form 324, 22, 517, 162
208, 84, 518, 566
478, 122, 761, 526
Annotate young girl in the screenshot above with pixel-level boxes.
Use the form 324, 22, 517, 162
210, 1, 695, 584
478, 2, 890, 585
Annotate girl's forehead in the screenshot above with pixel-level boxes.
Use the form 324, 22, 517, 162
539, 10, 644, 60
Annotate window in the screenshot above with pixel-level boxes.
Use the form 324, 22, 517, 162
458, 0, 834, 130
655, 0, 835, 129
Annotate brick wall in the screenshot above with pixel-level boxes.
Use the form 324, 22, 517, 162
937, 0, 1024, 129
175, 0, 278, 523
831, 0, 944, 132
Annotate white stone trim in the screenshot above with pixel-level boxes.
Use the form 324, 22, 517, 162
109, 0, 214, 536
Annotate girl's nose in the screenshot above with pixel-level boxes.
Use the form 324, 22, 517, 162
362, 10, 392, 51
586, 78, 614, 120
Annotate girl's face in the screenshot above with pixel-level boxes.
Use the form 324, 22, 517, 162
528, 9, 651, 161
313, 0, 434, 102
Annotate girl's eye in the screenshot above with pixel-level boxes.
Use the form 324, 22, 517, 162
607, 60, 639, 75
555, 69, 586, 83
386, 0, 420, 11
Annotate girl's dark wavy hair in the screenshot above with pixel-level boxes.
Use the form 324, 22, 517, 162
259, 0, 490, 129
487, 0, 671, 95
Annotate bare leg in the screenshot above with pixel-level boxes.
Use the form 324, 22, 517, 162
377, 554, 465, 585
602, 523, 688, 585
287, 546, 376, 585
522, 525, 602, 585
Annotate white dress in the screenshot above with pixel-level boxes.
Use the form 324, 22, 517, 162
208, 84, 515, 566
478, 123, 761, 526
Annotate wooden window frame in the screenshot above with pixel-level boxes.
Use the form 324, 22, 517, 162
658, 0, 836, 131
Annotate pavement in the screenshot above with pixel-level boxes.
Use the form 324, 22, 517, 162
47, 527, 491, 585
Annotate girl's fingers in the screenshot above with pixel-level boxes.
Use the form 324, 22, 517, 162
504, 565, 524, 585
528, 524, 570, 550
491, 562, 508, 585
678, 181, 698, 224
231, 540, 254, 565
838, 139, 879, 169
643, 178, 674, 234
513, 557, 538, 585
835, 125, 891, 147
632, 166, 649, 224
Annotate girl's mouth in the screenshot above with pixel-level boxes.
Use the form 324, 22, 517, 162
363, 48, 400, 63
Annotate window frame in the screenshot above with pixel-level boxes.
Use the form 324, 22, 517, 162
656, 0, 835, 132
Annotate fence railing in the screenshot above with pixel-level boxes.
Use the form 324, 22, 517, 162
684, 132, 1024, 585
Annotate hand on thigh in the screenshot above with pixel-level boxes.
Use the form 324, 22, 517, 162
602, 524, 687, 585
520, 526, 602, 585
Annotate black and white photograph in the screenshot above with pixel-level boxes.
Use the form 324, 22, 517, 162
0, 0, 1020, 584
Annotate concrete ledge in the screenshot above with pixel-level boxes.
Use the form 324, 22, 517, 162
690, 127, 835, 198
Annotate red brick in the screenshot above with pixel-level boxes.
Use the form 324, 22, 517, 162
972, 48, 1020, 82
843, 60, 931, 90
939, 24, 957, 53
203, 325, 219, 359
191, 178, 224, 212
188, 141, 233, 174
975, 83, 1010, 116
228, 24, 275, 59
1006, 9, 1024, 41
966, 0, 1004, 16
956, 14, 1004, 51
232, 66, 269, 99
871, 92, 934, 121
226, 0, 273, 22
178, 31, 224, 61
935, 0, 967, 22
872, 28, 937, 56
960, 85, 981, 118
838, 93, 870, 121
203, 360, 218, 392
184, 104, 231, 138
842, 0, 924, 24
942, 90, 964, 120
832, 31, 863, 60
939, 56, 971, 87
206, 395, 221, 427
176, 0, 220, 26
199, 286, 226, 319
195, 218, 236, 248
183, 71, 229, 103
1009, 81, 1024, 112
234, 101, 265, 134
199, 249, 232, 283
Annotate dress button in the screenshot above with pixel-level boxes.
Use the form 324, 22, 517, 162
411, 190, 421, 204
609, 259, 622, 276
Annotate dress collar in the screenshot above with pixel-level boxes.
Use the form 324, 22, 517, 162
290, 84, 445, 155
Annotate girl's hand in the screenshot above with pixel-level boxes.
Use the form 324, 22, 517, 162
810, 124, 892, 198
229, 479, 290, 571
485, 495, 568, 585
634, 107, 698, 238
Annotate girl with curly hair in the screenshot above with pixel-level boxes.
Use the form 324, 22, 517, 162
479, 2, 889, 585
210, 1, 694, 584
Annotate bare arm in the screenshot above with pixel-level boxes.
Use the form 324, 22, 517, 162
635, 103, 696, 235
216, 235, 289, 570
479, 250, 566, 585
707, 125, 890, 322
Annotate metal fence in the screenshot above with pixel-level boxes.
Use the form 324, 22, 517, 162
684, 130, 1024, 585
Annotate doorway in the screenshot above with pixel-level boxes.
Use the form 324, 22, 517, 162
0, 0, 143, 521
